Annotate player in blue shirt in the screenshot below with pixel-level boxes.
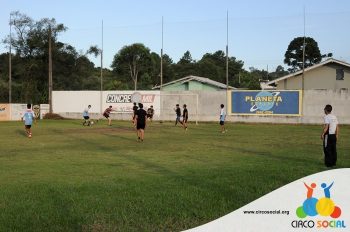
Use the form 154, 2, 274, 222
22, 103, 35, 138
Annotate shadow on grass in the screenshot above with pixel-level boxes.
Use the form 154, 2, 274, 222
193, 140, 324, 166
15, 129, 27, 137
103, 132, 137, 142
45, 186, 81, 230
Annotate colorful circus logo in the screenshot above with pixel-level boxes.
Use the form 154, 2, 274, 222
296, 182, 342, 219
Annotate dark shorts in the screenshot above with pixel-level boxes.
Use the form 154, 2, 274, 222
137, 123, 145, 130
25, 125, 32, 129
220, 121, 225, 125
147, 114, 153, 119
103, 113, 109, 119
323, 134, 337, 167
83, 116, 89, 120
176, 116, 181, 122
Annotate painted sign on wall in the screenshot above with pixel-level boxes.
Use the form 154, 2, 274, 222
52, 91, 160, 115
229, 90, 302, 116
103, 91, 158, 113
0, 104, 10, 121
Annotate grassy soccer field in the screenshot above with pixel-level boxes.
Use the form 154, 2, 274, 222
0, 120, 349, 231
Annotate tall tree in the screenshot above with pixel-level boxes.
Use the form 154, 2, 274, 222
239, 68, 261, 90
147, 52, 175, 88
161, 54, 175, 83
172, 50, 244, 87
3, 11, 67, 58
1, 11, 104, 103
197, 50, 244, 86
111, 43, 151, 90
284, 37, 331, 72
86, 45, 103, 90
269, 65, 289, 80
178, 50, 194, 65
2, 11, 67, 103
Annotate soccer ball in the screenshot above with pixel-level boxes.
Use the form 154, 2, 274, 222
90, 121, 94, 125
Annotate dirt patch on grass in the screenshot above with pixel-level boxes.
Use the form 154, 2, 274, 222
82, 221, 118, 232
43, 113, 66, 119
66, 126, 135, 134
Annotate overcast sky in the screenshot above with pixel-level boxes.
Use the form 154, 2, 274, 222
1, 0, 349, 71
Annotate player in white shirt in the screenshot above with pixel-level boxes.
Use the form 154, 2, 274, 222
83, 105, 91, 126
321, 104, 339, 167
220, 104, 226, 133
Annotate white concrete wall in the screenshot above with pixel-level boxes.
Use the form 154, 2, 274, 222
300, 89, 349, 124
52, 90, 350, 124
229, 89, 350, 124
11, 104, 28, 120
0, 104, 52, 121
52, 90, 160, 120
159, 91, 225, 122
53, 91, 101, 114
161, 90, 350, 124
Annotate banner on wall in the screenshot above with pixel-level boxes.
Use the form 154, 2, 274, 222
40, 104, 50, 119
102, 91, 160, 114
228, 90, 302, 116
11, 104, 28, 120
0, 104, 10, 121
52, 91, 160, 115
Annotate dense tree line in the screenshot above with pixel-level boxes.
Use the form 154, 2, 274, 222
1, 12, 327, 104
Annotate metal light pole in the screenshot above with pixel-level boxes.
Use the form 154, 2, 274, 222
160, 16, 163, 90
226, 11, 229, 90
301, 6, 306, 118
159, 17, 164, 122
9, 13, 12, 104
225, 11, 229, 117
301, 6, 306, 117
48, 26, 53, 113
100, 20, 104, 115
302, 41, 306, 90
302, 6, 306, 92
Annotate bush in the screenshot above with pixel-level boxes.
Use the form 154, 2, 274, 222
43, 113, 65, 120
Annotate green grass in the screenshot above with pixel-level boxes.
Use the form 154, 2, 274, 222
0, 120, 349, 232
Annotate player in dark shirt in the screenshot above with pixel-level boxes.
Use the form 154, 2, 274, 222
174, 104, 182, 126
135, 103, 147, 142
147, 105, 154, 122
132, 102, 138, 125
103, 105, 115, 126
182, 104, 188, 130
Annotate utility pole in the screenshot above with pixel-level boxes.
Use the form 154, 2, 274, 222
302, 6, 306, 92
226, 11, 229, 90
301, 6, 306, 118
9, 13, 12, 104
48, 26, 53, 113
267, 64, 269, 80
160, 16, 163, 90
100, 20, 104, 115
225, 11, 229, 117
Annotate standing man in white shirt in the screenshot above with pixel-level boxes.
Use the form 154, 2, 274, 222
321, 104, 339, 167
220, 104, 226, 133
